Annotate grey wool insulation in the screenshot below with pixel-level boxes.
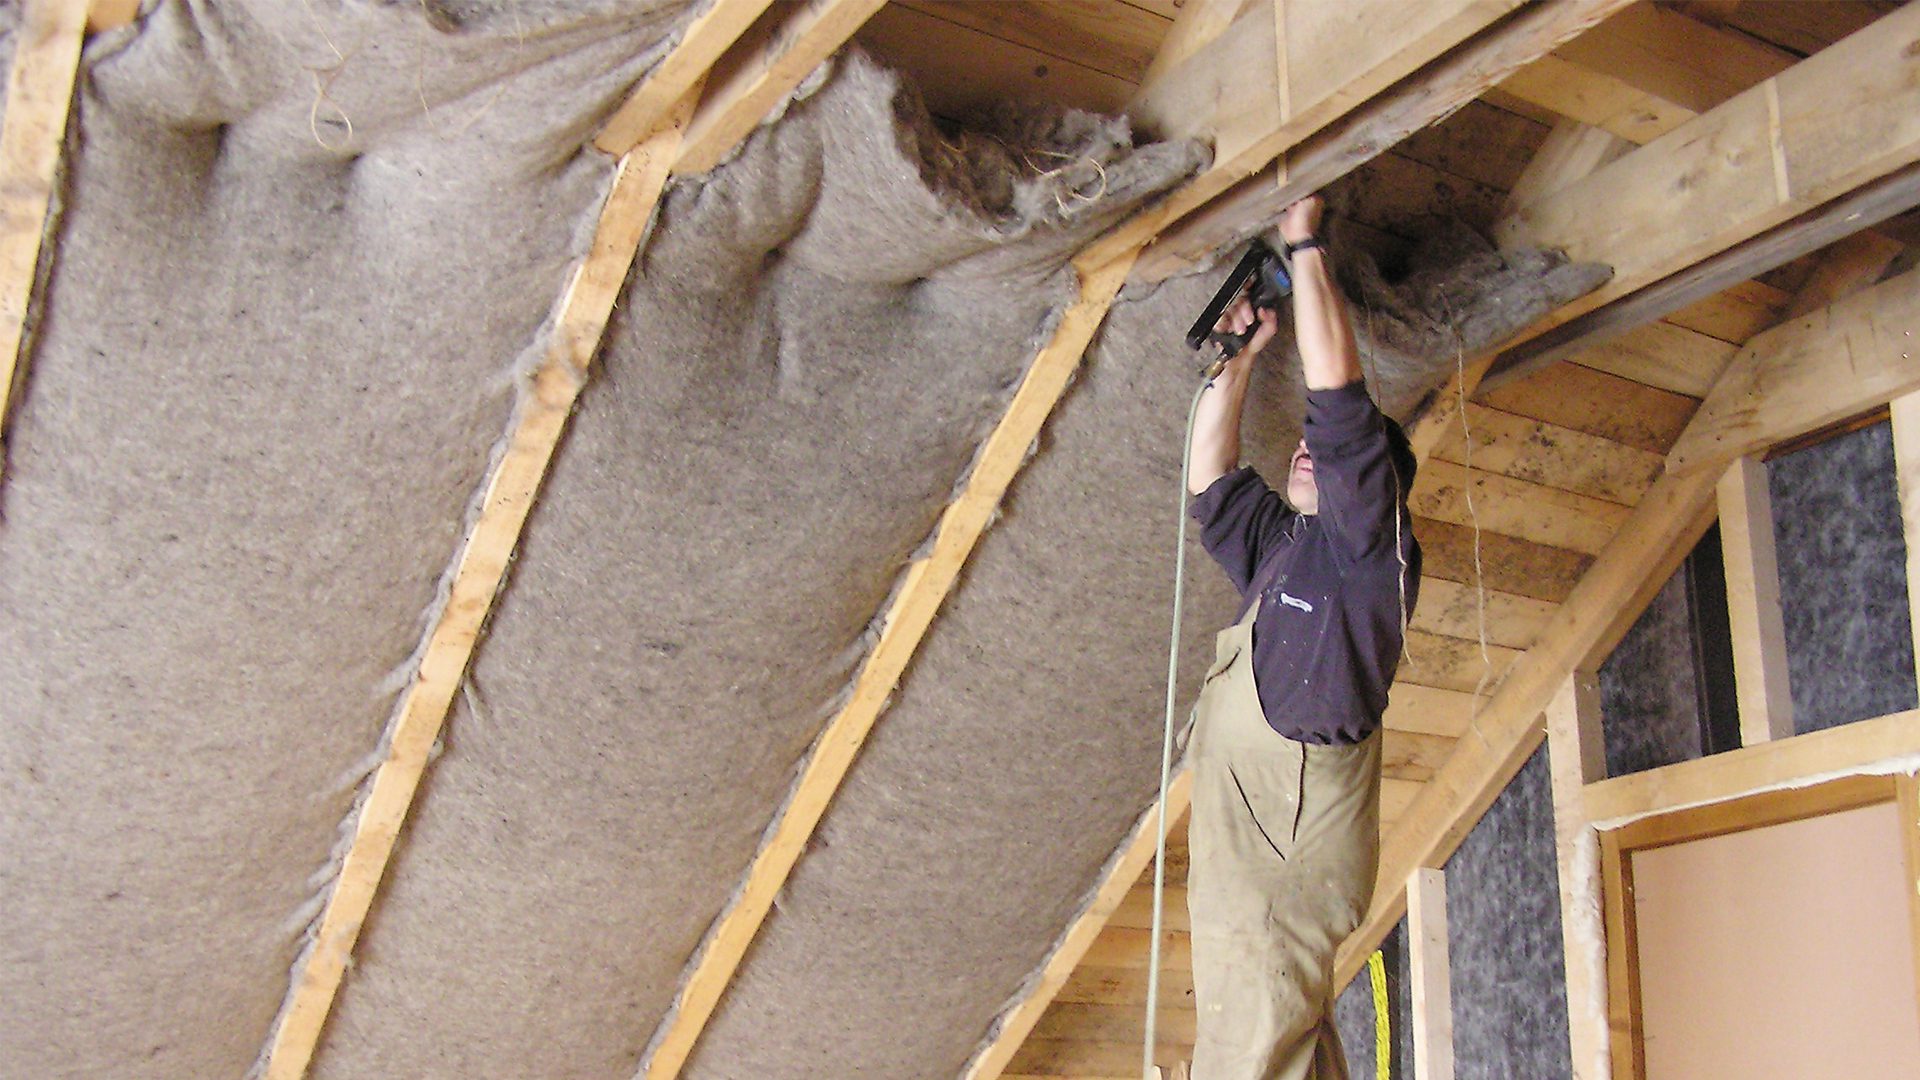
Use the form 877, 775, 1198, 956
0, 3, 1609, 1077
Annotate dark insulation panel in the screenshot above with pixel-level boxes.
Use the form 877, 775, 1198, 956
1599, 568, 1706, 777
1768, 421, 1919, 733
1442, 747, 1571, 1079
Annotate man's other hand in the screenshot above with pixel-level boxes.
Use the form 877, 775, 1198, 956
1279, 195, 1323, 244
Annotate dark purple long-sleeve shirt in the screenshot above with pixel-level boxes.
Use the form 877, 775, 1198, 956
1189, 380, 1422, 744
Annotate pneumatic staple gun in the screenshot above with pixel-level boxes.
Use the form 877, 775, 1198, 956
1185, 237, 1292, 380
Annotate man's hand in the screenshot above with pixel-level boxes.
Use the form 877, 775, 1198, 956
1278, 195, 1323, 245
1213, 295, 1280, 376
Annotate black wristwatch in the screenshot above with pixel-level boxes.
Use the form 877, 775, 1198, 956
1283, 235, 1325, 259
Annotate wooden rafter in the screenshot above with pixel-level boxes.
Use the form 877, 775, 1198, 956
1129, 0, 1637, 285
1497, 2, 1791, 144
262, 1, 886, 1071
673, 0, 888, 175
0, 0, 87, 466
1667, 265, 1920, 473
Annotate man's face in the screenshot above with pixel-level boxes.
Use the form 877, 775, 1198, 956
1286, 438, 1319, 515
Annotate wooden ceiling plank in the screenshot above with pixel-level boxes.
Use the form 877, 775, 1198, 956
1570, 319, 1735, 399
1668, 264, 1920, 473
892, 0, 1168, 84
594, 0, 779, 156
0, 0, 88, 465
1428, 401, 1668, 505
1131, 0, 1636, 284
1397, 634, 1523, 700
856, 3, 1135, 120
1411, 458, 1631, 557
263, 87, 703, 1080
677, 0, 889, 174
1417, 516, 1594, 604
1411, 576, 1556, 652
1475, 362, 1697, 453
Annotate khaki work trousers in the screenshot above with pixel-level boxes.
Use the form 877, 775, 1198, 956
1186, 599, 1381, 1080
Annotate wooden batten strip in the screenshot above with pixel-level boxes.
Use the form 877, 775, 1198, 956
0, 0, 87, 462
1894, 391, 1920, 690
672, 0, 888, 175
1544, 672, 1609, 1080
645, 248, 1143, 1080
964, 770, 1194, 1080
1407, 867, 1455, 1080
594, 0, 778, 156
260, 94, 700, 1080
1716, 456, 1793, 744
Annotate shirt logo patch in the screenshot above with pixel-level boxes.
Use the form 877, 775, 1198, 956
1278, 591, 1315, 614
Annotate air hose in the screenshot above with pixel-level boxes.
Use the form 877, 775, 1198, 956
1142, 376, 1214, 1079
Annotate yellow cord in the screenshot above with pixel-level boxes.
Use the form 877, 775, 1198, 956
1369, 949, 1390, 1080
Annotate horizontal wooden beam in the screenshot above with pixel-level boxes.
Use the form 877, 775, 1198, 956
1583, 708, 1920, 825
0, 0, 87, 465
1487, 2, 1920, 384
1485, 159, 1920, 390
1667, 264, 1920, 473
1132, 0, 1636, 284
1081, 0, 1540, 273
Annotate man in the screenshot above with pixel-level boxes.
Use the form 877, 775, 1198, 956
1179, 195, 1421, 1079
